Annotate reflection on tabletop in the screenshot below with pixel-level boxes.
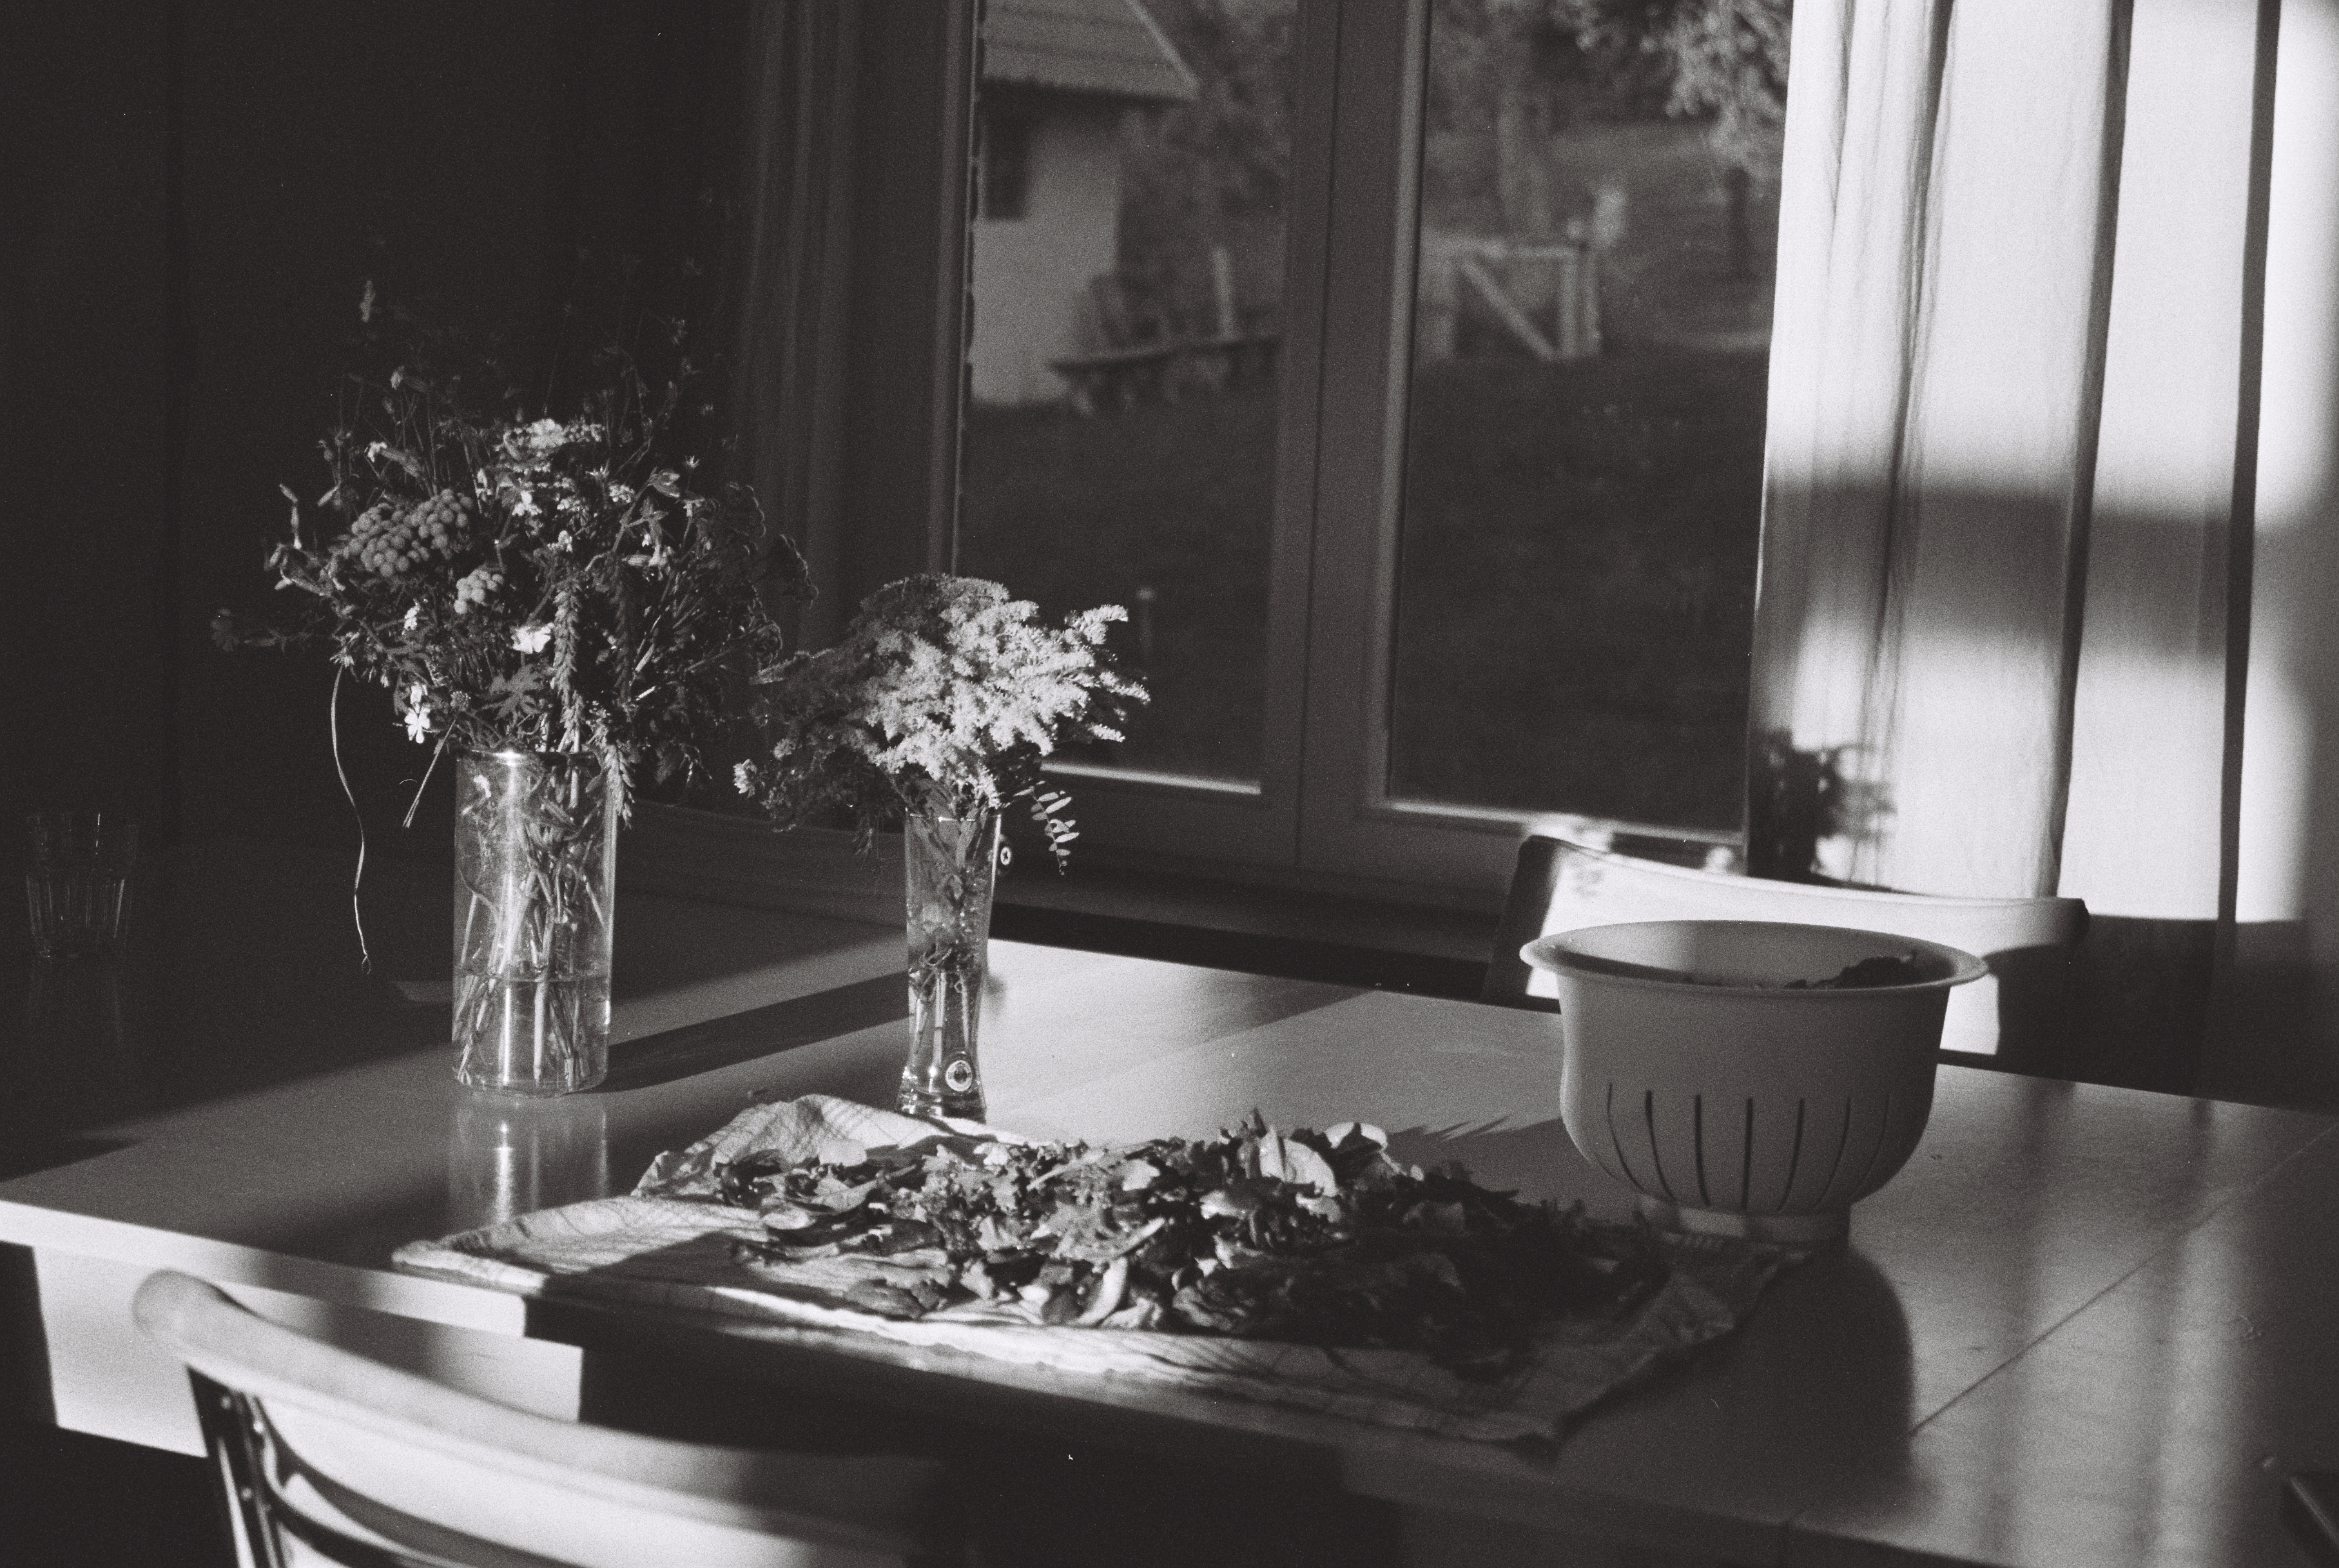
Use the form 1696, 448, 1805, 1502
3, 959, 153, 1166
446, 1093, 612, 1234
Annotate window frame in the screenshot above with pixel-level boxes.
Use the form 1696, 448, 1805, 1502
981, 0, 1749, 908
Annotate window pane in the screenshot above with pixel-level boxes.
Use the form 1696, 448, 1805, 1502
980, 108, 1034, 221
1385, 1, 1784, 833
958, 0, 1294, 785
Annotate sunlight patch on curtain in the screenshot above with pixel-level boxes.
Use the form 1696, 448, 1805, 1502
2060, 0, 2267, 925
1751, 0, 2128, 897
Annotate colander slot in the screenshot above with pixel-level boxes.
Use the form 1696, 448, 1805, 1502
1817, 1094, 1901, 1208
1809, 1098, 1854, 1210
1846, 1090, 1896, 1200
1642, 1089, 1678, 1203
1772, 1098, 1808, 1212
1741, 1098, 1756, 1210
1579, 1081, 1628, 1186
1692, 1095, 1711, 1207
1881, 1085, 1932, 1165
1604, 1081, 1647, 1195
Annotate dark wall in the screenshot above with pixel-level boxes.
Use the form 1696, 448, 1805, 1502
3, 1, 962, 880
175, 1, 569, 863
2, 1, 578, 870
0, 3, 175, 858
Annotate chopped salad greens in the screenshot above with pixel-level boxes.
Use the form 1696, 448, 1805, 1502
720, 1114, 1668, 1379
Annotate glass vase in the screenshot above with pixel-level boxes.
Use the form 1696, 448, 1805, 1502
900, 807, 1002, 1121
452, 751, 617, 1096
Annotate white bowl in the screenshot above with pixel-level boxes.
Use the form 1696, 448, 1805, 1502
1522, 920, 1988, 1243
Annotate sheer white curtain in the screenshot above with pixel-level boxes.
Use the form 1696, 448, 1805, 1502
1746, 0, 2282, 1090
1747, 0, 2132, 898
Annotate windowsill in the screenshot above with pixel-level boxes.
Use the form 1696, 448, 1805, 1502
623, 802, 1501, 1000
990, 857, 1498, 1000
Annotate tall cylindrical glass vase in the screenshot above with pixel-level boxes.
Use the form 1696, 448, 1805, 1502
452, 750, 618, 1096
900, 808, 1001, 1121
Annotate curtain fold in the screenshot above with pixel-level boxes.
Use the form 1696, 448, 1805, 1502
537, 1, 862, 804
717, 1, 862, 651
1747, 0, 2131, 897
2056, 0, 2275, 1095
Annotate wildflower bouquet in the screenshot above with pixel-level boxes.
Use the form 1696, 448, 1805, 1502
732, 574, 1145, 862
733, 574, 1146, 1119
218, 292, 808, 1093
220, 340, 806, 802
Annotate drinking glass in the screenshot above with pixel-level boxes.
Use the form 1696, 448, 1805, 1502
24, 813, 137, 962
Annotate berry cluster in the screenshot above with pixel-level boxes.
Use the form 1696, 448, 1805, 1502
452, 565, 505, 616
346, 489, 475, 579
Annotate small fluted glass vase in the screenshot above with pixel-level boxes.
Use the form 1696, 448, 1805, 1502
451, 750, 618, 1096
900, 807, 1002, 1121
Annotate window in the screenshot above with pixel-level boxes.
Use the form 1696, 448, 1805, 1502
962, 0, 1292, 801
979, 107, 1033, 222
959, 0, 1783, 905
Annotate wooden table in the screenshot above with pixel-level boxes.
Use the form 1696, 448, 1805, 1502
1, 844, 2333, 1567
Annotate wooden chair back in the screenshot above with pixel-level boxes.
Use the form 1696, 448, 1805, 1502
132, 1270, 956, 1568
1484, 837, 2088, 1061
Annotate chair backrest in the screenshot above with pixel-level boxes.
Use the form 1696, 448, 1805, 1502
1484, 836, 2088, 1060
132, 1270, 954, 1568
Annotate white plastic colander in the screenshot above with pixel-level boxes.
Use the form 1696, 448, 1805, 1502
1523, 920, 1988, 1243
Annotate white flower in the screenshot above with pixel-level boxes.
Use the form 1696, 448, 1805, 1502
402, 603, 420, 632
512, 624, 553, 655
403, 684, 432, 743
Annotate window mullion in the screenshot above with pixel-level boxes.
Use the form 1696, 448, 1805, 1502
1299, 0, 1539, 902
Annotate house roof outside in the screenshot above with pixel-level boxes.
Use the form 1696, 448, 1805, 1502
982, 0, 1199, 103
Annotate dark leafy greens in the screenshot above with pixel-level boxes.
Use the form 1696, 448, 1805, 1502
720, 1114, 1667, 1379
1680, 951, 1930, 989
1783, 953, 1927, 989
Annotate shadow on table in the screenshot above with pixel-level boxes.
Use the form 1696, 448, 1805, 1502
594, 974, 906, 1093
1388, 1115, 1916, 1492
1687, 1244, 1916, 1513
558, 1295, 1407, 1568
